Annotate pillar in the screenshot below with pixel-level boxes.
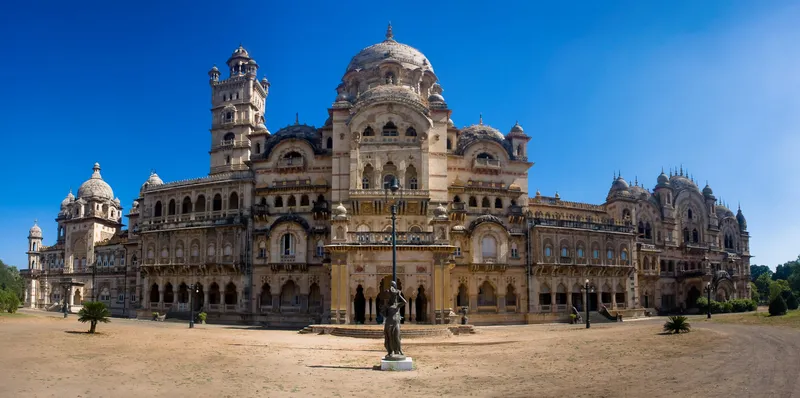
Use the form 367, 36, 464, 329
581, 289, 587, 312
469, 295, 477, 311
550, 291, 556, 313
338, 265, 349, 324
203, 289, 209, 310
566, 290, 573, 311
330, 263, 340, 323
271, 294, 280, 312
368, 298, 373, 321
611, 284, 617, 309
158, 288, 164, 311
433, 263, 444, 324
408, 297, 414, 322
498, 295, 506, 313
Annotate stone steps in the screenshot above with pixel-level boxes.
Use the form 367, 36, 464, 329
299, 324, 474, 339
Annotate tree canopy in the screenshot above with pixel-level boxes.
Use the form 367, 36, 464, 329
0, 260, 23, 300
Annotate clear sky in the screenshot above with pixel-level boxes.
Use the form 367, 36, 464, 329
1, 1, 798, 270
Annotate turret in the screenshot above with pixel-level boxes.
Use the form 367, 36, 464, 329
27, 220, 43, 270
654, 169, 674, 218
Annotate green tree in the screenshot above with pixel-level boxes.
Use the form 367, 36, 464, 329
0, 260, 23, 300
749, 282, 760, 302
786, 293, 799, 311
0, 288, 20, 312
77, 301, 111, 333
750, 264, 772, 282
755, 273, 774, 301
768, 295, 788, 316
770, 279, 791, 300
663, 316, 691, 334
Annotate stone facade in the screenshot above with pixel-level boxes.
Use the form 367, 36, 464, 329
21, 26, 751, 325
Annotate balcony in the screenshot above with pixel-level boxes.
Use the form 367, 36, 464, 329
347, 231, 435, 245
348, 188, 430, 199
533, 218, 635, 234
473, 158, 501, 170
451, 202, 467, 212
506, 205, 524, 216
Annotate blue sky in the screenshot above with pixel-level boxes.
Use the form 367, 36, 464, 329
1, 1, 798, 269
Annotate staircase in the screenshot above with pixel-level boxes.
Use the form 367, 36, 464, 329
588, 311, 618, 324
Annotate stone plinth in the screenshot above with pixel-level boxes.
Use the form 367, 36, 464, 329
380, 357, 413, 371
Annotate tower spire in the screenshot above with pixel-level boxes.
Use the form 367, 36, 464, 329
479, 113, 483, 125
385, 22, 394, 41
295, 112, 299, 125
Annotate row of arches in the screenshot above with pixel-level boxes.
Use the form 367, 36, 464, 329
361, 162, 418, 190
453, 195, 517, 209
543, 240, 629, 263
454, 282, 519, 309
258, 281, 322, 309
154, 192, 239, 217
362, 122, 417, 138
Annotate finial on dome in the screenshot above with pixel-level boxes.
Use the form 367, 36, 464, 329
635, 176, 638, 186
479, 113, 483, 125
92, 162, 102, 179
738, 201, 741, 210
34, 219, 38, 225
295, 112, 299, 125
385, 22, 394, 41
680, 164, 683, 176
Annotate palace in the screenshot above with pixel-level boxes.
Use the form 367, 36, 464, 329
21, 26, 752, 326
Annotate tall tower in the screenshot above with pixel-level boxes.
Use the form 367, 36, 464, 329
208, 45, 269, 175
26, 220, 43, 308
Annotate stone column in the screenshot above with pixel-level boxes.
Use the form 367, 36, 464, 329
203, 290, 209, 310
498, 295, 506, 313
611, 284, 617, 309
581, 289, 587, 312
330, 263, 340, 323
158, 288, 164, 311
271, 294, 280, 313
550, 291, 556, 313
408, 297, 414, 322
300, 295, 308, 313
368, 298, 373, 321
566, 290, 573, 311
469, 295, 477, 311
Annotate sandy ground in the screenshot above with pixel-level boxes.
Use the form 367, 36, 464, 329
1, 311, 798, 398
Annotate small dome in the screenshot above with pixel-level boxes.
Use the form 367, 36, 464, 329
736, 207, 747, 231
452, 225, 466, 232
433, 203, 448, 218
208, 66, 219, 76
657, 171, 669, 187
669, 175, 699, 192
455, 123, 515, 158
114, 197, 121, 205
702, 184, 714, 197
335, 92, 354, 103
428, 93, 445, 103
77, 163, 114, 201
29, 221, 42, 238
132, 200, 140, 208
510, 122, 524, 134
611, 176, 629, 191
230, 44, 250, 58
141, 172, 164, 191
61, 190, 75, 208
332, 202, 347, 219
447, 118, 455, 127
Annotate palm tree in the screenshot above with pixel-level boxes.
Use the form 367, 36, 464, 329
663, 315, 691, 334
78, 301, 111, 333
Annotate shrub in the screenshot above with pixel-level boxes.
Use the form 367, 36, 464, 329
78, 301, 111, 333
786, 293, 799, 311
721, 301, 733, 313
709, 300, 724, 314
0, 289, 20, 313
696, 297, 709, 313
197, 312, 207, 323
769, 295, 788, 316
663, 315, 691, 334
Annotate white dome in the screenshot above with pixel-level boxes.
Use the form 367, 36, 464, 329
60, 190, 74, 209
77, 163, 114, 201
29, 221, 42, 238
141, 172, 164, 191
346, 25, 433, 74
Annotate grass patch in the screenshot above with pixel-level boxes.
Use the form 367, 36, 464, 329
712, 309, 800, 329
0, 311, 31, 318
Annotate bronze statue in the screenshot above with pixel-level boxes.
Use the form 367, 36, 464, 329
380, 281, 407, 360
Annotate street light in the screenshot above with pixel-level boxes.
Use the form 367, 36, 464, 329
63, 284, 69, 318
384, 176, 402, 283
583, 279, 595, 329
704, 282, 713, 319
189, 283, 199, 328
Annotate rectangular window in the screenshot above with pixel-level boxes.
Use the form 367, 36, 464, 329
454, 247, 462, 257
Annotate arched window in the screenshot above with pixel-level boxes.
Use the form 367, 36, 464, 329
255, 142, 261, 154
405, 164, 417, 190
481, 235, 497, 260
454, 243, 462, 257
362, 164, 374, 189
577, 247, 585, 258
638, 222, 644, 236
326, 137, 333, 149
481, 197, 490, 208
516, 145, 522, 157
283, 151, 303, 166
225, 155, 231, 165
494, 198, 503, 208
274, 196, 283, 208
478, 281, 496, 307
287, 195, 297, 207
407, 177, 418, 190
300, 195, 310, 206
561, 246, 568, 257
593, 248, 600, 259
607, 249, 614, 260
195, 195, 206, 212
281, 280, 298, 307
384, 72, 396, 84
154, 201, 162, 217
363, 126, 374, 136
281, 233, 294, 256
683, 228, 690, 243
259, 283, 271, 307
688, 209, 693, 220
453, 196, 461, 203
258, 241, 267, 258
223, 132, 235, 142
621, 250, 628, 261
469, 196, 478, 207
316, 240, 325, 257
229, 192, 239, 210
692, 229, 699, 243
405, 127, 417, 137
224, 282, 237, 305
446, 139, 452, 151
168, 199, 176, 215
645, 222, 652, 239
212, 194, 222, 211
510, 243, 519, 258
476, 152, 494, 160
209, 283, 220, 304
383, 174, 396, 190
382, 122, 398, 137
182, 196, 192, 214
544, 246, 552, 257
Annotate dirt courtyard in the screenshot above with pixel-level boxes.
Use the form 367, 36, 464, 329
1, 311, 798, 398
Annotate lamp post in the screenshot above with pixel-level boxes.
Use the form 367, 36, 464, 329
189, 283, 196, 328
63, 284, 69, 318
584, 279, 595, 329
384, 177, 401, 283
704, 282, 713, 319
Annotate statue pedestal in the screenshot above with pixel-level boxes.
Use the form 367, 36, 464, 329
380, 357, 413, 371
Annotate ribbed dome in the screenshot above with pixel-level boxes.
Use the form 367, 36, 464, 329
702, 184, 714, 197
61, 190, 74, 209
77, 163, 114, 201
736, 207, 747, 231
669, 175, 699, 192
141, 172, 164, 191
29, 221, 42, 238
657, 171, 669, 187
346, 25, 433, 74
455, 123, 515, 158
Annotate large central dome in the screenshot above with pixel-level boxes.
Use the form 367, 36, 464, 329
77, 162, 114, 201
345, 24, 434, 74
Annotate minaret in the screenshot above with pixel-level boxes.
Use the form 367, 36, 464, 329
26, 220, 43, 308
208, 45, 269, 175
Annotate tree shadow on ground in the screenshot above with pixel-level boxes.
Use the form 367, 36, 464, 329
307, 365, 380, 371
64, 330, 101, 335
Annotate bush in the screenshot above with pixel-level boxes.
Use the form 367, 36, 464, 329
663, 315, 691, 334
197, 312, 207, 323
0, 289, 20, 313
697, 297, 756, 314
721, 301, 733, 313
77, 301, 111, 333
769, 295, 788, 316
696, 297, 709, 313
786, 293, 799, 311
